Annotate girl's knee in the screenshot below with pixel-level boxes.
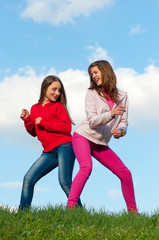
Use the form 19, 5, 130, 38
59, 178, 70, 197
23, 172, 35, 186
23, 173, 30, 183
122, 168, 133, 182
117, 167, 132, 182
59, 177, 70, 190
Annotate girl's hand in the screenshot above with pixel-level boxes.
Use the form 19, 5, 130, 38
111, 129, 122, 139
35, 117, 42, 125
20, 109, 29, 119
111, 105, 126, 118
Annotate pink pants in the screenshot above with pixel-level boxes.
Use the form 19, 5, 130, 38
67, 133, 137, 213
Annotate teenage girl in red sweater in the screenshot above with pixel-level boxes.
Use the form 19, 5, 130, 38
19, 75, 82, 209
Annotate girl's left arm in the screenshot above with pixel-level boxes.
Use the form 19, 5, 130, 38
37, 105, 71, 133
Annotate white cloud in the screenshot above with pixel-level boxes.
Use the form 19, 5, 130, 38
107, 189, 122, 200
36, 186, 50, 192
0, 66, 56, 130
0, 62, 159, 147
0, 181, 22, 189
87, 46, 113, 65
21, 0, 115, 25
0, 181, 49, 192
0, 67, 44, 148
0, 68, 11, 75
116, 64, 159, 131
59, 68, 88, 124
130, 24, 146, 35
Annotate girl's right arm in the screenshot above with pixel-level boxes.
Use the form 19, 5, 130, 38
20, 109, 37, 137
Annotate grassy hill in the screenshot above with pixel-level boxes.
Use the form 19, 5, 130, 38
0, 205, 159, 239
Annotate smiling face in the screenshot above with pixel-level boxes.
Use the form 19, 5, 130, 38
43, 81, 62, 105
90, 66, 102, 86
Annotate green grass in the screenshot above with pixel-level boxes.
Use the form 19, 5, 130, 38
0, 205, 159, 239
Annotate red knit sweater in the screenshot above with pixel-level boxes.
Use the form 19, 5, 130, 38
23, 102, 72, 152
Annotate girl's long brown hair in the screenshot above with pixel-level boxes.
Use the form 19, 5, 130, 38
38, 75, 74, 124
88, 60, 120, 103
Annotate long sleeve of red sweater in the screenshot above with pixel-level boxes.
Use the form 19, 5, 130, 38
23, 116, 37, 137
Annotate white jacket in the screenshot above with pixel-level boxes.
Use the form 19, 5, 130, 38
76, 89, 128, 146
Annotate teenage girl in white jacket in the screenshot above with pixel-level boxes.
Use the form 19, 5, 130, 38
67, 60, 138, 213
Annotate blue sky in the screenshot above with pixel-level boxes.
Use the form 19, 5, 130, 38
0, 0, 159, 214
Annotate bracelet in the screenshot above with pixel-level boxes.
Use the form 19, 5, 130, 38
121, 129, 125, 136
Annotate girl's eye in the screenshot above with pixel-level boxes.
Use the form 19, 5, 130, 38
52, 88, 61, 93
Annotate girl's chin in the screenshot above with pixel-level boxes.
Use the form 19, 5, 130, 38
96, 83, 102, 87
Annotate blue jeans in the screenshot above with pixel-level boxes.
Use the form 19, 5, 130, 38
19, 142, 82, 209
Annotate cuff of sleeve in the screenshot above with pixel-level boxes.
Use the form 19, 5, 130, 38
23, 116, 31, 123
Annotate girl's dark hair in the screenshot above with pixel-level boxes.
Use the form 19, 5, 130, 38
38, 75, 74, 124
88, 60, 119, 103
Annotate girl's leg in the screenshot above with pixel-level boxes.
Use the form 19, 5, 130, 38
57, 142, 82, 207
19, 152, 58, 209
57, 142, 75, 197
92, 144, 137, 213
67, 133, 93, 208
